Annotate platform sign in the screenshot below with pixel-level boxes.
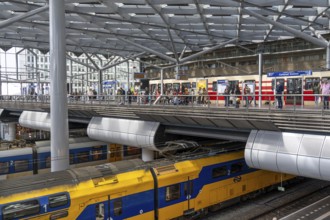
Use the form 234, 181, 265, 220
267, 70, 312, 77
134, 72, 145, 79
217, 80, 228, 94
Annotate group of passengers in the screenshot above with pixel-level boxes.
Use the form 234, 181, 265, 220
314, 78, 330, 109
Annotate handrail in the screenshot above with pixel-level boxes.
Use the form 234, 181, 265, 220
0, 93, 329, 112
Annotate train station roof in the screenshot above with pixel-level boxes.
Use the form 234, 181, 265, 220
1, 0, 330, 61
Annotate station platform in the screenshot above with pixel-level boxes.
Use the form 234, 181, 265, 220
0, 97, 329, 137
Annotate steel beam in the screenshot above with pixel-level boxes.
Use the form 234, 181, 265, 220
119, 38, 177, 63
180, 38, 237, 63
243, 8, 328, 48
101, 52, 145, 71
0, 5, 49, 29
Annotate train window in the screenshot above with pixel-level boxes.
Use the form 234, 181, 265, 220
212, 81, 217, 91
184, 182, 193, 196
113, 198, 122, 216
46, 156, 51, 168
192, 82, 196, 88
95, 203, 104, 219
172, 83, 180, 91
244, 80, 255, 84
182, 83, 191, 89
230, 162, 244, 174
305, 78, 320, 90
165, 83, 172, 91
165, 184, 180, 202
2, 200, 40, 219
77, 152, 89, 163
49, 193, 68, 208
212, 166, 227, 178
50, 211, 68, 220
228, 80, 239, 92
91, 149, 103, 161
0, 162, 9, 174
70, 154, 74, 164
14, 160, 29, 172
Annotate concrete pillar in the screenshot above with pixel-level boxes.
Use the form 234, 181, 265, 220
258, 53, 263, 108
142, 148, 154, 162
49, 0, 69, 172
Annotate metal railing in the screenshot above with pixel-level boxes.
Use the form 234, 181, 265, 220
0, 93, 329, 112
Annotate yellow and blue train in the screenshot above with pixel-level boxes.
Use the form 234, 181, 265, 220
0, 149, 294, 220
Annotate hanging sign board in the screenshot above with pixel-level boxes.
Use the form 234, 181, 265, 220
267, 70, 312, 77
134, 72, 145, 79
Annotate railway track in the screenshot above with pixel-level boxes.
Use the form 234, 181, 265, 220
203, 179, 330, 220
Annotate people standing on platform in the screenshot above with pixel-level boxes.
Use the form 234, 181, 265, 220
234, 83, 241, 108
127, 89, 132, 105
197, 87, 202, 105
320, 79, 330, 109
224, 85, 230, 107
275, 81, 284, 109
202, 88, 208, 106
312, 80, 320, 107
243, 84, 251, 107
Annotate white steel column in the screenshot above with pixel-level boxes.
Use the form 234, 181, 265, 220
127, 61, 129, 100
49, 0, 69, 172
115, 65, 117, 92
69, 59, 73, 94
327, 44, 330, 70
258, 53, 263, 108
142, 148, 154, 162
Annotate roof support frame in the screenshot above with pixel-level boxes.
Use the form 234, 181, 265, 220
101, 52, 146, 71
119, 38, 177, 63
145, 0, 187, 59
0, 5, 49, 30
263, 0, 291, 42
66, 54, 98, 71
101, 0, 174, 53
243, 8, 329, 48
180, 38, 238, 63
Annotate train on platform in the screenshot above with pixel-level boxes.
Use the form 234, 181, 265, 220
0, 148, 295, 220
0, 137, 141, 180
149, 70, 330, 106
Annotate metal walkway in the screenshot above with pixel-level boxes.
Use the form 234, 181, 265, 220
1, 100, 329, 135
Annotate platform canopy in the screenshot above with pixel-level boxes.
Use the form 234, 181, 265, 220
1, 0, 330, 60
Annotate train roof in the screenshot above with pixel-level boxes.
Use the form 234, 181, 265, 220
0, 145, 243, 197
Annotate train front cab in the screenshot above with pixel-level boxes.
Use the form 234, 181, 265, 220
0, 192, 70, 220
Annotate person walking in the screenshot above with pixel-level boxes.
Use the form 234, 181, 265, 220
320, 79, 330, 109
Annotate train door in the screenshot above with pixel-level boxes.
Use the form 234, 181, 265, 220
183, 177, 195, 215
286, 77, 303, 105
